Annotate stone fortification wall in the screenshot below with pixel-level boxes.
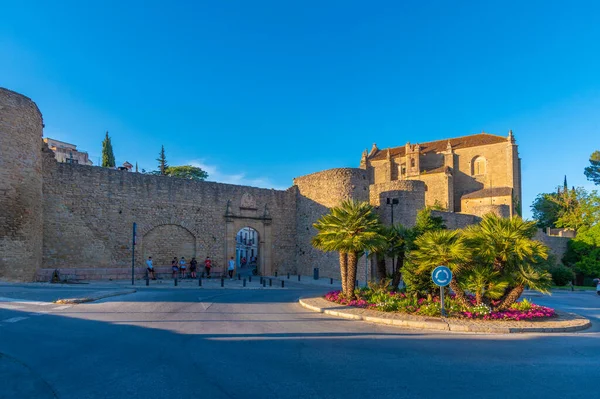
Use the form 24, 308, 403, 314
0, 88, 44, 281
430, 211, 481, 230
41, 161, 297, 279
464, 204, 511, 218
370, 180, 426, 227
294, 168, 370, 278
534, 230, 570, 262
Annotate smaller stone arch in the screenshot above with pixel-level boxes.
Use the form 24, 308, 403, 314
471, 156, 486, 176
142, 224, 196, 267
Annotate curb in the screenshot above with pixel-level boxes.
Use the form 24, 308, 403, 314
299, 297, 592, 334
54, 289, 136, 304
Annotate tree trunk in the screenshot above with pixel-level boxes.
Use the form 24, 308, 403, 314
391, 255, 404, 290
346, 252, 358, 300
449, 278, 471, 308
376, 254, 387, 282
339, 252, 348, 297
497, 285, 524, 311
475, 291, 483, 305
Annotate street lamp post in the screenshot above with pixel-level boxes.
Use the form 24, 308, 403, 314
386, 197, 399, 225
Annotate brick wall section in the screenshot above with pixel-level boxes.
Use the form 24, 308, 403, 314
431, 211, 482, 230
41, 162, 298, 279
0, 88, 44, 281
534, 230, 570, 262
293, 168, 370, 278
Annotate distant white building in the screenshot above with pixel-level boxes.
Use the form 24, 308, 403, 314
43, 138, 93, 166
236, 227, 259, 266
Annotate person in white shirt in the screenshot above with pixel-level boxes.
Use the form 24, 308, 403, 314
228, 257, 235, 280
146, 257, 156, 280
179, 257, 187, 279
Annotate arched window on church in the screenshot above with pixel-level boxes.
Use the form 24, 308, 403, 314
472, 156, 486, 175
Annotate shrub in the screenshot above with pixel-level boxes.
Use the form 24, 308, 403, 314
549, 265, 574, 286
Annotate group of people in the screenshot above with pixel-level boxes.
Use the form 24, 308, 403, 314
145, 256, 215, 280
239, 256, 257, 267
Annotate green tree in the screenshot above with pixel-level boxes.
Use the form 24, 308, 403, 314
101, 131, 115, 168
165, 165, 209, 180
531, 192, 561, 229
157, 145, 168, 175
312, 200, 384, 299
563, 224, 600, 278
410, 230, 471, 306
584, 150, 600, 185
459, 265, 508, 305
552, 187, 599, 231
463, 214, 550, 310
375, 224, 413, 289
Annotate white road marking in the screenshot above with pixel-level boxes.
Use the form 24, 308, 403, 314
0, 304, 25, 310
0, 297, 52, 306
3, 317, 29, 323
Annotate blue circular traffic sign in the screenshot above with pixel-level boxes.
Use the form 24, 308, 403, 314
432, 266, 452, 287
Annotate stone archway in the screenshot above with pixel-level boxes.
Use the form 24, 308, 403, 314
224, 195, 273, 276
142, 224, 196, 267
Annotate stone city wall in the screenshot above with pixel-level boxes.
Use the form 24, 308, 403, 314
294, 168, 370, 278
41, 160, 298, 280
0, 88, 44, 281
534, 230, 570, 263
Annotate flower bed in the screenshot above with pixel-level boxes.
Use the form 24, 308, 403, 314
324, 290, 555, 321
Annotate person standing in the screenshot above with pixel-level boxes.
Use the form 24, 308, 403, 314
228, 256, 235, 280
146, 256, 156, 280
171, 258, 178, 279
190, 257, 197, 278
204, 256, 212, 278
179, 257, 187, 278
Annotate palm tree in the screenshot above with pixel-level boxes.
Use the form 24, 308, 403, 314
375, 224, 414, 290
464, 214, 543, 272
410, 230, 472, 307
497, 262, 552, 310
459, 265, 508, 305
312, 200, 384, 299
464, 214, 550, 310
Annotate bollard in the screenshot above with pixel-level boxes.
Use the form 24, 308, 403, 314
243, 278, 246, 287
249, 275, 252, 282
298, 275, 301, 281
238, 274, 241, 280
356, 279, 359, 287
146, 277, 149, 286
330, 278, 333, 284
282, 280, 285, 288
275, 271, 278, 277
262, 279, 266, 287
199, 278, 202, 287
174, 278, 178, 287
260, 277, 263, 284
287, 273, 290, 279
269, 279, 272, 287
313, 267, 319, 280
221, 278, 224, 287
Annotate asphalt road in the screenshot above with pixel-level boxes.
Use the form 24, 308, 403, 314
1, 285, 599, 399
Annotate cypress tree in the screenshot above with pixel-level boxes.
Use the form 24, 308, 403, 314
101, 131, 116, 168
157, 145, 168, 175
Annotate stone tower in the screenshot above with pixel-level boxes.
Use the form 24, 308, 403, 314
0, 88, 44, 281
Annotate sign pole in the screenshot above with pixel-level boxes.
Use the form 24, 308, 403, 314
131, 222, 137, 286
440, 286, 446, 317
432, 265, 452, 318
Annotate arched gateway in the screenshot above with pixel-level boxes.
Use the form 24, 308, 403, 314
224, 196, 273, 276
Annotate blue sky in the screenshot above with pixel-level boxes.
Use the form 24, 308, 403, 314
2, 0, 599, 218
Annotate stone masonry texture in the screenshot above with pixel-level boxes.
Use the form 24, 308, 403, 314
0, 88, 567, 282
